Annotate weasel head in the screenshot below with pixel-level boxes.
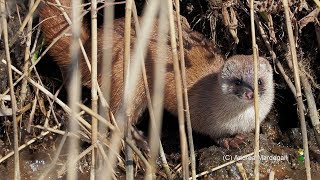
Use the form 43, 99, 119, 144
219, 55, 274, 105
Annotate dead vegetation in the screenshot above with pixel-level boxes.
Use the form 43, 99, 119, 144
0, 0, 320, 179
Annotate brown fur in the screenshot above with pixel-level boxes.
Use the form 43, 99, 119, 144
39, 0, 274, 138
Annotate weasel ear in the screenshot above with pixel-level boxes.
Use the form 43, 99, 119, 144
221, 60, 236, 78
259, 57, 272, 72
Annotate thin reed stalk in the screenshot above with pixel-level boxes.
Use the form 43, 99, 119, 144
90, 0, 98, 179
99, 0, 114, 150
0, 0, 20, 179
282, 0, 311, 179
167, 0, 189, 178
131, 1, 171, 179
66, 0, 82, 179
174, 0, 196, 178
249, 0, 260, 179
20, 0, 34, 105
123, 0, 134, 179
104, 1, 160, 179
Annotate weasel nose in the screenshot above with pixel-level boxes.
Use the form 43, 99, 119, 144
245, 91, 254, 100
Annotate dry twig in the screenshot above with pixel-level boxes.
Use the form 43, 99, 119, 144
0, 0, 20, 178
249, 0, 261, 179
167, 0, 189, 178
282, 0, 311, 179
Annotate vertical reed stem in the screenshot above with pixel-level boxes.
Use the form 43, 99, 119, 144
167, 0, 189, 178
124, 0, 134, 179
174, 0, 196, 179
67, 0, 82, 179
282, 0, 311, 179
91, 0, 98, 179
0, 0, 20, 179
249, 0, 260, 179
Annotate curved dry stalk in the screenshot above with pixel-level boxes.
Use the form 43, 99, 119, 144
174, 0, 196, 179
249, 0, 260, 179
282, 0, 311, 179
0, 0, 20, 178
167, 0, 189, 179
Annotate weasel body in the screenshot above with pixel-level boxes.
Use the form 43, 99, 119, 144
39, 0, 274, 140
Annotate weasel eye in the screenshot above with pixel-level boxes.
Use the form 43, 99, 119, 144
235, 79, 242, 85
258, 79, 262, 85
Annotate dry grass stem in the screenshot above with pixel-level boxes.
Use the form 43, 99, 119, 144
90, 0, 98, 178
66, 0, 82, 179
78, 103, 114, 130
131, 1, 158, 178
167, 0, 189, 178
133, 2, 171, 179
174, 0, 196, 178
20, 0, 34, 106
131, 1, 170, 178
145, 2, 172, 178
98, 0, 114, 161
43, 84, 64, 127
52, 0, 108, 109
300, 72, 320, 132
249, 1, 260, 179
27, 87, 38, 132
104, 0, 160, 178
282, 0, 311, 179
123, 0, 134, 178
275, 60, 297, 96
0, 0, 20, 178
